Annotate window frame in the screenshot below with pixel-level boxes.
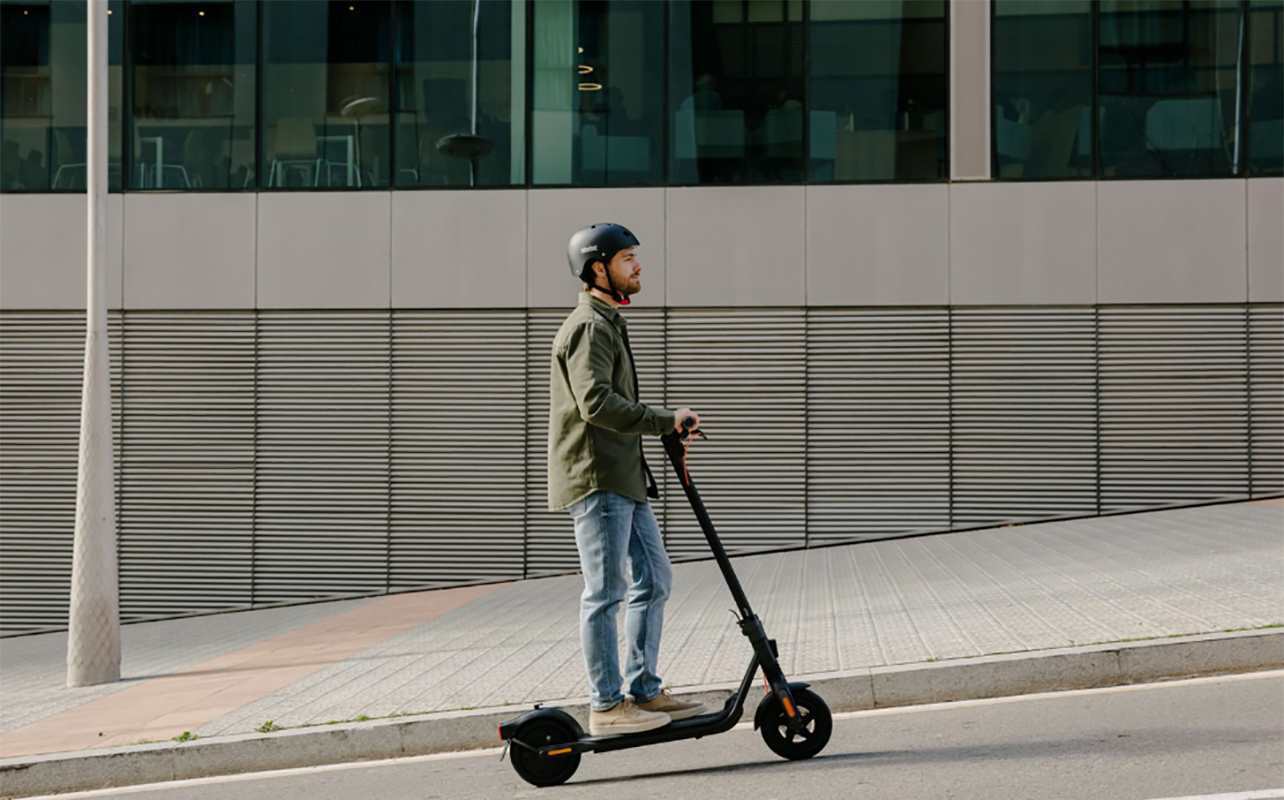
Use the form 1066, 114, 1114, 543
991, 0, 1268, 182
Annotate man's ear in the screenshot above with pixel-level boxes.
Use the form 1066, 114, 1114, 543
591, 260, 607, 278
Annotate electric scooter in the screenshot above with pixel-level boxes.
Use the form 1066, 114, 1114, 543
499, 418, 832, 787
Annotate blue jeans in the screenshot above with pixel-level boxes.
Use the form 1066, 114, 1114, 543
569, 490, 673, 712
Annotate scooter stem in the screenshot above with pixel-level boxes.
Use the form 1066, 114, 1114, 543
660, 430, 803, 732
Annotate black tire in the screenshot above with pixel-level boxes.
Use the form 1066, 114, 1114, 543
757, 688, 832, 761
509, 717, 581, 787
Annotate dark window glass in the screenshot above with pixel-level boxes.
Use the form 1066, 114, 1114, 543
531, 0, 663, 186
1249, 0, 1283, 176
669, 0, 805, 185
128, 0, 256, 190
992, 0, 1093, 179
394, 0, 524, 187
1, 0, 123, 192
260, 0, 391, 189
1099, 0, 1244, 178
809, 0, 947, 182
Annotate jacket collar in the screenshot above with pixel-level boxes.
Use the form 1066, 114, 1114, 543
579, 291, 625, 327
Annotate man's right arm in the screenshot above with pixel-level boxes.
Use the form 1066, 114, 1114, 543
563, 321, 676, 436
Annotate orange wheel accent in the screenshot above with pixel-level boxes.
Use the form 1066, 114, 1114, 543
782, 697, 795, 717
547, 748, 573, 756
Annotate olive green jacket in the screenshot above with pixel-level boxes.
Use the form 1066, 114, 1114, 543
547, 293, 675, 511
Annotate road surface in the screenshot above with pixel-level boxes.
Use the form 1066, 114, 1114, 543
25, 672, 1284, 800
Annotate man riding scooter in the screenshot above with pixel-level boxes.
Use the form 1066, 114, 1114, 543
547, 223, 708, 736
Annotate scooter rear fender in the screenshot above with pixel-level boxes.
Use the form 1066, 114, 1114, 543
498, 707, 583, 742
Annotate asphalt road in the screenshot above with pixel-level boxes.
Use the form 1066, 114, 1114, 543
31, 673, 1284, 800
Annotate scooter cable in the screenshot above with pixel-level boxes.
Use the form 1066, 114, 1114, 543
681, 427, 706, 486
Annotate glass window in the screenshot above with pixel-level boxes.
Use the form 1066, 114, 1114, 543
1249, 0, 1283, 176
669, 0, 805, 185
1, 0, 123, 192
260, 0, 391, 189
395, 0, 524, 187
1099, 0, 1244, 178
992, 1, 1093, 179
531, 0, 663, 186
128, 0, 256, 190
809, 0, 947, 182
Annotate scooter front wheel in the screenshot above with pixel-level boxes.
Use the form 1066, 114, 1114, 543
509, 717, 581, 787
757, 688, 832, 760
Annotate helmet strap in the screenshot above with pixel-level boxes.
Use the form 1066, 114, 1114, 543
589, 261, 630, 306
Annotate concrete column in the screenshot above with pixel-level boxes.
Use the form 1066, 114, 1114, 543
950, 0, 992, 181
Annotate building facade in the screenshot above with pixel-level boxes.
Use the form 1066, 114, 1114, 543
1, 0, 1281, 636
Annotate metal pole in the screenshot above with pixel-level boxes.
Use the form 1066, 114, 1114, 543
67, 0, 120, 688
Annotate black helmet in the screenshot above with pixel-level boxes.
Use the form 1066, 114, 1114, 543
567, 223, 640, 305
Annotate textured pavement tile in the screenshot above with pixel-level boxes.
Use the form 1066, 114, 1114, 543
3, 501, 1280, 748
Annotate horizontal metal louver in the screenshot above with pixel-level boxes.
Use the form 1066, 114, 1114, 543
626, 309, 670, 544
117, 312, 255, 618
254, 311, 391, 602
951, 308, 1098, 526
806, 309, 950, 541
1250, 304, 1283, 497
390, 311, 526, 588
525, 309, 577, 576
664, 309, 806, 556
2, 302, 1277, 636
1099, 306, 1249, 512
0, 312, 122, 635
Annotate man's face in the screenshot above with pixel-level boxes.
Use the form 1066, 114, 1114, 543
601, 247, 642, 296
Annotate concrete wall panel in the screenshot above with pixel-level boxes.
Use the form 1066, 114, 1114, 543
807, 184, 948, 306
123, 193, 256, 309
951, 182, 1096, 305
666, 186, 805, 306
1098, 180, 1247, 304
1, 194, 123, 310
256, 192, 391, 309
1248, 178, 1283, 303
526, 188, 665, 309
393, 190, 526, 308
950, 0, 991, 181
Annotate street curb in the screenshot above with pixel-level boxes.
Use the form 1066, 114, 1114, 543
3, 629, 1280, 798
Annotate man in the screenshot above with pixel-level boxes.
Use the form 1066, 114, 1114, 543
548, 223, 708, 736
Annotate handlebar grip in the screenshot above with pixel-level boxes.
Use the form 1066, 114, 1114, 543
681, 416, 697, 430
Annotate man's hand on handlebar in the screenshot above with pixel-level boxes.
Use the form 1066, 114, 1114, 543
673, 408, 699, 433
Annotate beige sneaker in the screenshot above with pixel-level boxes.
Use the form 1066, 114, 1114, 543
636, 689, 708, 721
589, 699, 671, 736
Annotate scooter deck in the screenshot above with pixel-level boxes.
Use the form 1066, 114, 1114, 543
570, 701, 744, 754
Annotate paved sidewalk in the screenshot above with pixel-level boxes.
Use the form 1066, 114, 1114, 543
1, 500, 1280, 761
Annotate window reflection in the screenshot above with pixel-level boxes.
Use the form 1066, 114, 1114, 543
129, 0, 255, 190
808, 0, 947, 182
1099, 0, 1243, 177
1, 0, 123, 192
531, 0, 663, 186
1249, 0, 1283, 176
260, 0, 390, 189
992, 0, 1093, 179
395, 0, 524, 187
669, 0, 805, 185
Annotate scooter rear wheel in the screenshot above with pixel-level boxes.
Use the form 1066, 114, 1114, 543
509, 717, 581, 787
757, 688, 832, 760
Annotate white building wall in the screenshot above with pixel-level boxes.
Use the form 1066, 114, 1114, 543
394, 190, 527, 309
1248, 178, 1284, 303
950, 182, 1097, 306
1, 194, 123, 310
123, 194, 256, 309
1, 181, 1278, 310
1097, 180, 1248, 305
